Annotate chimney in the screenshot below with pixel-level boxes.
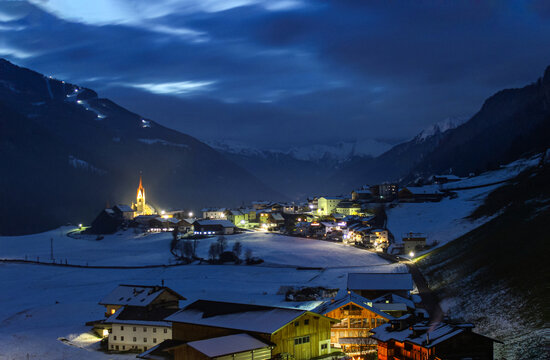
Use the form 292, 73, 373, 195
161, 279, 165, 287
426, 332, 430, 345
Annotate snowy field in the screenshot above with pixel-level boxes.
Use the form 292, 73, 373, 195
387, 154, 541, 253
0, 231, 403, 360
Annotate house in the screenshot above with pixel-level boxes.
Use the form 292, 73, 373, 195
113, 204, 135, 220
402, 233, 427, 255
351, 189, 373, 201
370, 184, 399, 201
202, 208, 227, 220
164, 300, 337, 360
317, 197, 344, 216
89, 208, 124, 234
99, 284, 185, 318
368, 229, 389, 249
370, 319, 500, 360
347, 273, 414, 299
398, 187, 444, 203
225, 210, 248, 226
371, 293, 417, 318
313, 292, 394, 357
431, 174, 463, 184
193, 220, 236, 235
335, 201, 362, 216
105, 306, 178, 353
152, 333, 273, 360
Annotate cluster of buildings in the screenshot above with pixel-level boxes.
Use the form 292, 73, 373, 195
88, 175, 442, 256
89, 272, 498, 360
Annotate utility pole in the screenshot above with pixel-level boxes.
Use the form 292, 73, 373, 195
50, 237, 54, 261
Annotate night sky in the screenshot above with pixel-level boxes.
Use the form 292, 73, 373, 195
1, 0, 549, 150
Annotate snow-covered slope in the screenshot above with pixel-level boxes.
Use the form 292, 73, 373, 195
0, 230, 404, 359
386, 154, 541, 253
413, 116, 468, 142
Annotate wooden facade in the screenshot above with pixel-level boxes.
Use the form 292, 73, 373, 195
170, 312, 334, 360
324, 302, 390, 356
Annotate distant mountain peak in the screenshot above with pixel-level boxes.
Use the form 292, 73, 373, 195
414, 116, 468, 142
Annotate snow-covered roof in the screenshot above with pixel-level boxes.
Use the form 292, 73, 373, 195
353, 189, 372, 194
113, 204, 134, 213
187, 334, 271, 358
271, 213, 284, 221
105, 208, 115, 215
370, 320, 495, 348
193, 220, 236, 228
372, 293, 415, 310
105, 306, 177, 327
312, 292, 393, 320
166, 300, 332, 334
347, 273, 413, 291
99, 285, 185, 306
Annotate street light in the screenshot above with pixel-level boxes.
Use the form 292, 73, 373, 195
409, 251, 415, 258
188, 212, 193, 217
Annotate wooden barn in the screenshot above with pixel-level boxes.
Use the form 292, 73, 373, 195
163, 300, 337, 360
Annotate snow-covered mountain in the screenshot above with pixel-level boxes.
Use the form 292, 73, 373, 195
0, 59, 281, 235
414, 116, 468, 142
207, 138, 392, 162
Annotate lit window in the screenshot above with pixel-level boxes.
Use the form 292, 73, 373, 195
110, 308, 116, 315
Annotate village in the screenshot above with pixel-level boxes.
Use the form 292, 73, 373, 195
34, 173, 499, 360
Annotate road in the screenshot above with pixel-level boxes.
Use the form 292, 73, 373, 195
376, 252, 443, 321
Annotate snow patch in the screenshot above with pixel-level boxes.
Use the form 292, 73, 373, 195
138, 138, 189, 148
68, 156, 106, 175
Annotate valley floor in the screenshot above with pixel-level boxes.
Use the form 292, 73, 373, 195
0, 230, 403, 360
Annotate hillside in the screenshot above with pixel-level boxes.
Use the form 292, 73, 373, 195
0, 59, 281, 235
330, 66, 550, 191
416, 159, 550, 359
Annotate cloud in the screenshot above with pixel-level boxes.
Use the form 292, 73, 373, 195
129, 80, 215, 95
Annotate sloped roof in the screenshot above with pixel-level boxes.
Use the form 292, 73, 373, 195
187, 334, 271, 358
99, 285, 185, 306
105, 306, 178, 327
370, 320, 498, 348
166, 300, 333, 334
114, 204, 134, 212
271, 213, 284, 221
372, 293, 416, 310
312, 292, 394, 320
194, 219, 236, 228
347, 273, 413, 291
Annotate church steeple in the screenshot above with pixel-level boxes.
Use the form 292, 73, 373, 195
133, 173, 154, 215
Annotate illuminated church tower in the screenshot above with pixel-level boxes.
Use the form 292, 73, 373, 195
132, 175, 154, 215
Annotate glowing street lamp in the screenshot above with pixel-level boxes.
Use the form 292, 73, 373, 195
188, 212, 194, 217
409, 251, 415, 258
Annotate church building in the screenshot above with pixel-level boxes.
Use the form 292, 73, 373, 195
132, 175, 155, 216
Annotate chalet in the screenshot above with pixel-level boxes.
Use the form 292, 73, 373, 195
370, 320, 500, 360
202, 208, 227, 220
193, 220, 236, 235
105, 306, 178, 353
402, 233, 427, 255
164, 300, 337, 360
99, 284, 185, 318
313, 292, 394, 357
347, 273, 414, 299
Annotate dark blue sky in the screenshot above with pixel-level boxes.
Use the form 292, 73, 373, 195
1, 0, 549, 150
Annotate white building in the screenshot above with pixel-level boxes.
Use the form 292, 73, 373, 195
317, 197, 344, 216
201, 208, 227, 220
106, 307, 176, 352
